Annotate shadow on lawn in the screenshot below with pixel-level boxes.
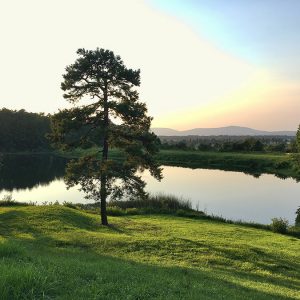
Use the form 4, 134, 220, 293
0, 208, 298, 299
0, 237, 296, 300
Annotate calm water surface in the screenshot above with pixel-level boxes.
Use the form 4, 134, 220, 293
0, 154, 299, 224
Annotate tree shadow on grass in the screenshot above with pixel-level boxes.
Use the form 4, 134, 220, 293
0, 237, 296, 300
0, 207, 131, 249
0, 208, 299, 299
175, 237, 300, 292
0, 206, 108, 235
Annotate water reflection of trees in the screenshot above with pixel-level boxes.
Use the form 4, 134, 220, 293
0, 154, 67, 191
161, 161, 300, 180
0, 153, 298, 192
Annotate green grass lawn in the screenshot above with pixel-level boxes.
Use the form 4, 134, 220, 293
0, 205, 299, 299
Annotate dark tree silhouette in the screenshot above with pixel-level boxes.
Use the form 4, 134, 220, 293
0, 108, 50, 152
50, 48, 162, 225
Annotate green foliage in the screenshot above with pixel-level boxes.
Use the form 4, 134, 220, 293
293, 125, 300, 169
125, 207, 140, 215
175, 209, 186, 216
271, 218, 289, 234
175, 209, 207, 218
0, 108, 51, 152
295, 207, 300, 226
160, 135, 295, 153
106, 206, 127, 216
62, 147, 299, 180
296, 124, 300, 151
0, 206, 299, 299
49, 48, 162, 225
156, 150, 296, 179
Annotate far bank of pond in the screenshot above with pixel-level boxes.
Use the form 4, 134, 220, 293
59, 148, 300, 180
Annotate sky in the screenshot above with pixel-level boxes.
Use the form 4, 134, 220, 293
0, 0, 299, 131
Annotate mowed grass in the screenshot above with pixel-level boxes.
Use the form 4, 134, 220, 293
0, 206, 299, 299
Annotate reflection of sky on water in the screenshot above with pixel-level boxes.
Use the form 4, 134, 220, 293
1, 166, 299, 225
0, 180, 87, 205
144, 167, 300, 225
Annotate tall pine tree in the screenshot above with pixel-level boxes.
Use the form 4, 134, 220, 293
50, 48, 162, 225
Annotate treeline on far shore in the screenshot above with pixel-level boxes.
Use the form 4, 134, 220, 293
159, 135, 297, 153
0, 108, 297, 153
0, 108, 50, 152
0, 108, 103, 152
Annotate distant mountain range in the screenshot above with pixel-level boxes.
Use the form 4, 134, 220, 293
151, 126, 296, 136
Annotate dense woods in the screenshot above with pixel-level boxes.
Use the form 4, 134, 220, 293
0, 108, 51, 152
0, 108, 105, 152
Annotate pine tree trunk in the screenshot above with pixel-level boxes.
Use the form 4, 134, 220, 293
100, 86, 109, 226
100, 173, 108, 225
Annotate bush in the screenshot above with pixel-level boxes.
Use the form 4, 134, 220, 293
176, 209, 186, 217
296, 207, 300, 226
270, 218, 289, 234
107, 206, 126, 216
126, 208, 140, 215
274, 161, 290, 169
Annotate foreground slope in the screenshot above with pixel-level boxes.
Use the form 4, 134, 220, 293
0, 206, 299, 299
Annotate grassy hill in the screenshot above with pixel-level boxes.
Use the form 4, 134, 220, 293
0, 205, 299, 299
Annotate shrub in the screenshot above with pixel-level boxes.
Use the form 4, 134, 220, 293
270, 218, 289, 234
107, 206, 126, 216
126, 208, 140, 215
176, 209, 186, 217
296, 207, 300, 226
274, 161, 290, 169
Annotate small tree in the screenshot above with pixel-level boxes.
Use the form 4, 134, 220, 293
295, 207, 300, 226
50, 48, 162, 225
293, 125, 300, 167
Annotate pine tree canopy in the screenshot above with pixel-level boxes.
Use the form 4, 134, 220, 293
50, 48, 162, 225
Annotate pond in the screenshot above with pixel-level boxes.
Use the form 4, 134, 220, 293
0, 154, 299, 225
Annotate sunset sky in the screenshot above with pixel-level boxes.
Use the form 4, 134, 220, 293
0, 0, 299, 130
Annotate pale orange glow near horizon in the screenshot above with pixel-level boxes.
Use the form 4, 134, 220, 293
0, 0, 299, 131
152, 71, 300, 131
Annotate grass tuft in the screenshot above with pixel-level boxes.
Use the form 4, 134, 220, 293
109, 193, 193, 213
